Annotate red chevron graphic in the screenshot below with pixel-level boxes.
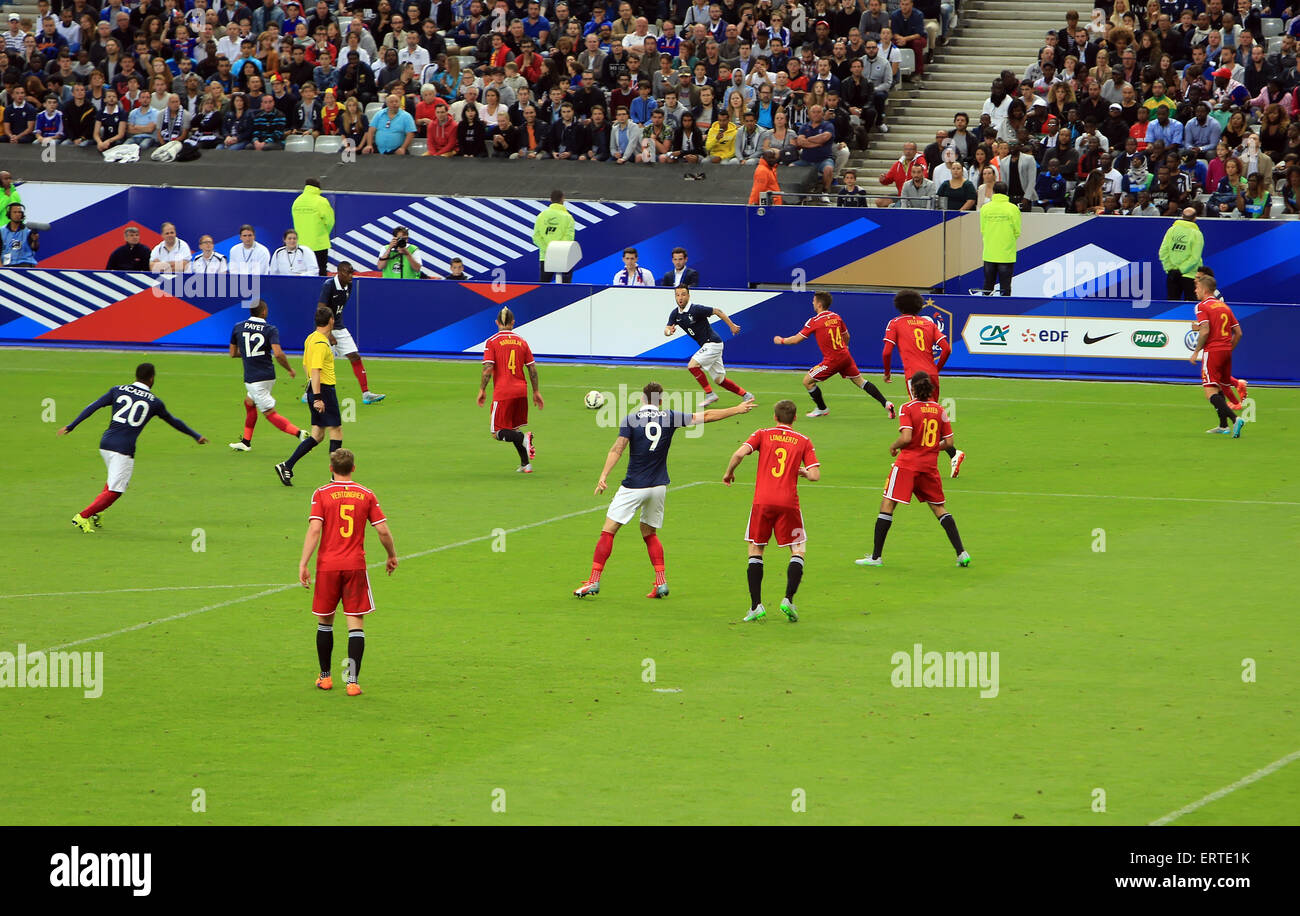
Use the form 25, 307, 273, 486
37, 222, 163, 271
40, 289, 210, 342
460, 282, 539, 304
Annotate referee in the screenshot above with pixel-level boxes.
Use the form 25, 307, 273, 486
276, 306, 343, 486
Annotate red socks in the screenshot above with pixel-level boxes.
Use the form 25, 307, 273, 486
644, 534, 666, 586
243, 400, 258, 442
688, 365, 712, 393
719, 378, 746, 397
265, 410, 300, 436
351, 359, 369, 392
82, 486, 121, 518
589, 530, 615, 583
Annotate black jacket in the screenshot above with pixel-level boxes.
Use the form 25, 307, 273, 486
659, 267, 700, 288
106, 242, 150, 271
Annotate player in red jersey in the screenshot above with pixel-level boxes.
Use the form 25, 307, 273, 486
723, 399, 820, 623
772, 291, 894, 419
855, 374, 970, 568
1188, 273, 1247, 438
477, 307, 544, 473
298, 449, 398, 696
882, 289, 966, 478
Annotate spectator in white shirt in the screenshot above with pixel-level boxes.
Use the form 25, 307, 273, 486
450, 86, 487, 122
190, 234, 228, 273
228, 224, 272, 274
269, 229, 317, 275
398, 31, 429, 71
150, 222, 192, 273
216, 23, 243, 62
611, 247, 656, 286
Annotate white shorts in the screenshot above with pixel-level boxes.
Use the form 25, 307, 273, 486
330, 327, 358, 358
100, 449, 134, 492
691, 341, 726, 381
606, 484, 666, 528
244, 379, 275, 411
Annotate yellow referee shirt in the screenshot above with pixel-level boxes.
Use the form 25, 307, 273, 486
303, 330, 336, 385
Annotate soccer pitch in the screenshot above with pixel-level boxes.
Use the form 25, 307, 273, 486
3, 348, 1297, 826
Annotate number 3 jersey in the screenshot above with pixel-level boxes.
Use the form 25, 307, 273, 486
63, 382, 202, 457
231, 316, 281, 383
309, 481, 387, 571
895, 399, 953, 472
618, 407, 693, 489
744, 424, 818, 508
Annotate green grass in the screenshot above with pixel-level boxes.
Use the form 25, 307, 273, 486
2, 348, 1297, 825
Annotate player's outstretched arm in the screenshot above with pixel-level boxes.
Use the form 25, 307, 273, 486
664, 324, 676, 337
57, 391, 114, 435
299, 519, 323, 588
596, 437, 628, 494
772, 332, 807, 346
476, 362, 492, 406
799, 463, 821, 481
722, 443, 752, 485
712, 307, 740, 334
272, 344, 296, 378
527, 363, 543, 408
158, 408, 207, 444
374, 521, 399, 576
692, 401, 755, 425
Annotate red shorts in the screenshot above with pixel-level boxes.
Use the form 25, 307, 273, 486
808, 352, 860, 382
1201, 351, 1233, 392
312, 568, 375, 616
745, 503, 806, 547
883, 464, 945, 505
490, 397, 528, 434
905, 372, 940, 401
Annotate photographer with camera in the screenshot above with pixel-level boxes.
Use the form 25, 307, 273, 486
377, 226, 422, 279
2, 203, 38, 268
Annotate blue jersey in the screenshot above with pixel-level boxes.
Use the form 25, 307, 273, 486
65, 383, 202, 457
319, 276, 352, 329
667, 304, 722, 347
231, 316, 281, 383
618, 407, 693, 489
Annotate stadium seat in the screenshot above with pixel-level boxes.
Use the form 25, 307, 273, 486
1267, 36, 1284, 54
1260, 18, 1283, 37
364, 102, 383, 120
284, 136, 315, 153
314, 136, 344, 154
898, 48, 916, 79
410, 139, 428, 155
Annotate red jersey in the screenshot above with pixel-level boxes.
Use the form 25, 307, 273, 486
1194, 297, 1238, 353
800, 310, 851, 361
309, 481, 386, 571
884, 315, 946, 375
744, 424, 819, 508
895, 400, 953, 472
483, 331, 535, 400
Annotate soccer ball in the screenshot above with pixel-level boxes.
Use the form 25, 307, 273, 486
584, 390, 606, 409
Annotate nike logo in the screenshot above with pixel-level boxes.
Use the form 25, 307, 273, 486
1083, 332, 1119, 344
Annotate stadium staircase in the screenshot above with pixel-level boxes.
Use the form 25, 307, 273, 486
853, 0, 1081, 181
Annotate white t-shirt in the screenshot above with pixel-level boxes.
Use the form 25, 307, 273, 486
227, 241, 272, 274
269, 244, 317, 276
191, 251, 227, 274
150, 239, 192, 271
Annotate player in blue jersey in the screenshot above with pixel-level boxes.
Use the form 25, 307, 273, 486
57, 363, 207, 532
229, 300, 307, 451
664, 284, 754, 406
307, 262, 386, 405
574, 381, 754, 599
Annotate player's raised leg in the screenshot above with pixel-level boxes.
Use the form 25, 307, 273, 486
847, 371, 893, 416
687, 356, 717, 406
802, 370, 831, 417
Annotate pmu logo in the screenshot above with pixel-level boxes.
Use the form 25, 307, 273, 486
979, 324, 1010, 345
1132, 330, 1168, 348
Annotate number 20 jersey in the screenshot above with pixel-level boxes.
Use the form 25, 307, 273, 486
231, 316, 281, 383
744, 424, 818, 508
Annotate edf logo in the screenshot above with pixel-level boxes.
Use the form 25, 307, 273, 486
1024, 328, 1070, 343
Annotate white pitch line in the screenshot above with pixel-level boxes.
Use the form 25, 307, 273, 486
805, 483, 1300, 507
33, 482, 709, 654
1, 583, 285, 600
1149, 749, 1300, 825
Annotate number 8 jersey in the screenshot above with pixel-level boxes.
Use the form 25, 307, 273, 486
895, 399, 952, 472
744, 424, 819, 508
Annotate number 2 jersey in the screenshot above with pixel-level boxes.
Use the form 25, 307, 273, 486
1194, 297, 1239, 352
309, 481, 387, 571
895, 399, 953, 472
619, 407, 693, 488
231, 315, 281, 383
482, 331, 536, 400
744, 424, 818, 508
63, 382, 202, 457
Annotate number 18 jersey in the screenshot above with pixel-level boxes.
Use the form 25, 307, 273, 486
895, 399, 952, 472
619, 408, 693, 489
744, 424, 818, 508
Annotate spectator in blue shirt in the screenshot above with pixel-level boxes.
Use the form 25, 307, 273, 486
1145, 105, 1184, 149
889, 0, 929, 78
1183, 102, 1222, 156
629, 81, 657, 127
521, 2, 551, 46
1034, 158, 1068, 209
366, 92, 416, 155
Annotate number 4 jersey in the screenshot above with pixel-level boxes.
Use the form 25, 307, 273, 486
232, 316, 281, 383
62, 382, 203, 457
744, 424, 819, 508
895, 399, 953, 472
309, 481, 386, 571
